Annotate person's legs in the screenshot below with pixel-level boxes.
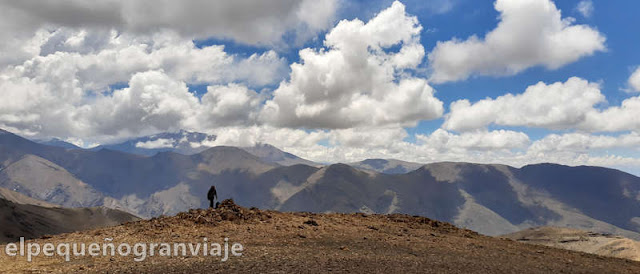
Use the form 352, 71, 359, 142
209, 199, 213, 208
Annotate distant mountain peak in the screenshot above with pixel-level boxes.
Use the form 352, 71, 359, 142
95, 130, 217, 156
241, 143, 320, 167
253, 143, 278, 149
38, 138, 82, 150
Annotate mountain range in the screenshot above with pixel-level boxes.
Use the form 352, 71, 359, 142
3, 128, 640, 240
35, 131, 320, 167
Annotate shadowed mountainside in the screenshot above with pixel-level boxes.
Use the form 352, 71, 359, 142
348, 158, 423, 174
0, 188, 139, 244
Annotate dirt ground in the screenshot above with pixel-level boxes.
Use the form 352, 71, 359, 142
1, 200, 639, 273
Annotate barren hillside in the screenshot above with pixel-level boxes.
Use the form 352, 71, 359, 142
1, 200, 639, 273
0, 189, 140, 244
504, 226, 640, 261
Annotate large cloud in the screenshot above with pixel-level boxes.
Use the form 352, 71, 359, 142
428, 0, 606, 83
197, 84, 263, 129
0, 27, 288, 141
0, 0, 338, 45
444, 77, 604, 131
7, 29, 287, 91
82, 71, 201, 138
0, 70, 190, 140
0, 0, 337, 67
444, 76, 640, 133
261, 1, 443, 129
580, 96, 640, 132
0, 68, 266, 143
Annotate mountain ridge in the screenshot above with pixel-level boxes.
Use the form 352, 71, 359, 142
2, 127, 640, 240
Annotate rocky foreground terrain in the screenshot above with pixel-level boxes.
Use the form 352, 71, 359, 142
1, 200, 640, 273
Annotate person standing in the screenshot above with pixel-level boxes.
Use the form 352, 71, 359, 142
207, 185, 217, 208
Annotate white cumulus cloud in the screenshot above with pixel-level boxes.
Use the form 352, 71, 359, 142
0, 68, 269, 143
0, 0, 338, 47
0, 28, 289, 142
80, 70, 201, 139
7, 29, 287, 91
428, 0, 606, 83
444, 77, 605, 131
580, 96, 640, 132
197, 84, 264, 128
444, 75, 640, 133
261, 1, 443, 129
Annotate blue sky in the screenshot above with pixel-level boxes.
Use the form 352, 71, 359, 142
1, 0, 640, 174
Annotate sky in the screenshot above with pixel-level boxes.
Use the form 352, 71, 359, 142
2, 0, 640, 174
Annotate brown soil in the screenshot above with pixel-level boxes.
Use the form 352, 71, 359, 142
1, 199, 639, 273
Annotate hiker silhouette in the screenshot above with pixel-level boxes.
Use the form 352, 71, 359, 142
207, 185, 217, 208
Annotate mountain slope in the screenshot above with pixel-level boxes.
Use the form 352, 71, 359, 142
0, 193, 140, 243
272, 162, 640, 239
0, 187, 57, 208
349, 158, 424, 174
516, 164, 640, 234
0, 154, 107, 208
37, 138, 82, 150
192, 146, 278, 175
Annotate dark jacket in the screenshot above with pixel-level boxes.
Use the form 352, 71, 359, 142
207, 186, 217, 201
